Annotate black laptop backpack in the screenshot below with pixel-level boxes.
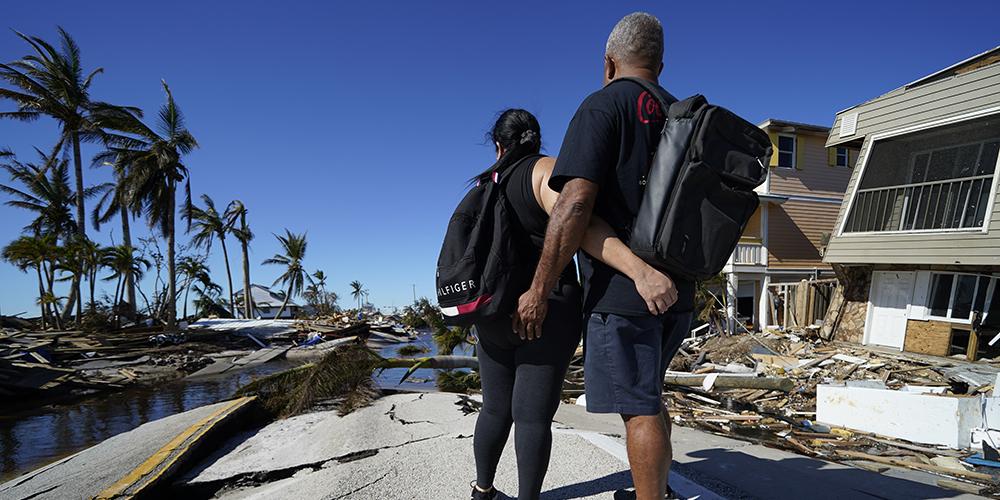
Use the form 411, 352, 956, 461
622, 78, 773, 281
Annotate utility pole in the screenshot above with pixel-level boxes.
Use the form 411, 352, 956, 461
412, 284, 416, 304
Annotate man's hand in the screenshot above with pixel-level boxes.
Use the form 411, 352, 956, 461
513, 287, 548, 341
635, 266, 677, 315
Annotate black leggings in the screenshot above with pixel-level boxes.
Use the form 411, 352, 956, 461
473, 282, 582, 500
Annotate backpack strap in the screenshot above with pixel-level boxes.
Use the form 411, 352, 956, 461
610, 77, 675, 113
610, 77, 707, 120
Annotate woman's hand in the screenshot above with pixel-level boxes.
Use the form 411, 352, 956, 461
635, 265, 677, 316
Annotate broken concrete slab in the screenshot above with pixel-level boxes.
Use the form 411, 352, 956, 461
210, 430, 631, 499
0, 399, 246, 500
182, 393, 477, 485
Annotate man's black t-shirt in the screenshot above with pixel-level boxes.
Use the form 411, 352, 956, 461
550, 79, 695, 316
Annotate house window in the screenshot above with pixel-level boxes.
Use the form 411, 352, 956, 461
836, 147, 849, 167
926, 272, 997, 323
843, 113, 1000, 233
778, 135, 795, 168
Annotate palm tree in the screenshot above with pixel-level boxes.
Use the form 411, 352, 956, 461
0, 27, 142, 321
1, 149, 95, 320
262, 230, 308, 319
73, 237, 108, 312
101, 81, 198, 329
91, 155, 137, 315
350, 280, 365, 310
191, 279, 224, 318
310, 270, 329, 295
102, 244, 150, 325
177, 256, 212, 320
226, 200, 253, 318
0, 149, 77, 241
2, 235, 54, 327
188, 194, 235, 315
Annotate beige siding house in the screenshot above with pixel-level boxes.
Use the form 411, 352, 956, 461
723, 120, 854, 330
824, 47, 1000, 360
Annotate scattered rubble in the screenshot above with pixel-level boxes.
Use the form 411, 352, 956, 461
0, 313, 419, 409
564, 326, 1000, 493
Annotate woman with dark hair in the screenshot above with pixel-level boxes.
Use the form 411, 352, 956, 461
470, 109, 676, 500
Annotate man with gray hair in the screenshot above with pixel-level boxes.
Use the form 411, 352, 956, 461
514, 12, 694, 500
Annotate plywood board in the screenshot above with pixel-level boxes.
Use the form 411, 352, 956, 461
903, 319, 952, 356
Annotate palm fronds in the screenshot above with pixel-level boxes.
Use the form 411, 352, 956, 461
235, 343, 382, 418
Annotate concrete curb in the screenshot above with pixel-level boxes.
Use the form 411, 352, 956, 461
554, 429, 728, 500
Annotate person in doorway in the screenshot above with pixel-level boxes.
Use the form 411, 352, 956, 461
513, 12, 695, 500
470, 109, 674, 500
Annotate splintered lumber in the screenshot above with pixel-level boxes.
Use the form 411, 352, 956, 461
836, 450, 993, 481
864, 436, 965, 458
664, 374, 795, 392
936, 479, 987, 495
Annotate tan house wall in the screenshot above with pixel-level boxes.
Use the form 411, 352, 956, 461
767, 134, 853, 199
767, 201, 841, 269
824, 61, 1000, 267
759, 129, 851, 270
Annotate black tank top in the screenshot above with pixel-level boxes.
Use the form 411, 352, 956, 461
502, 155, 578, 286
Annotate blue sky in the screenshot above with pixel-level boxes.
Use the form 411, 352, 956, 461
1, 0, 998, 316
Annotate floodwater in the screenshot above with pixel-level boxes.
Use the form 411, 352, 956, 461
374, 330, 475, 390
0, 359, 295, 482
0, 330, 474, 482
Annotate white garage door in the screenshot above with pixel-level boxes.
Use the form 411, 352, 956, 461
866, 271, 915, 350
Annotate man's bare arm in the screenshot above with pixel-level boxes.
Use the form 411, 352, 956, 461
531, 158, 676, 316
513, 177, 598, 339
579, 216, 677, 315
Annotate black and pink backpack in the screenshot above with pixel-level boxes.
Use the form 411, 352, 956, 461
436, 167, 524, 326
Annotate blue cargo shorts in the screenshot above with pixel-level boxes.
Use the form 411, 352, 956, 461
583, 311, 692, 416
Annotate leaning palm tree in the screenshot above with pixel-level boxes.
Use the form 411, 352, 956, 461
188, 194, 235, 315
226, 200, 254, 318
90, 154, 138, 315
3, 235, 55, 328
350, 280, 364, 310
177, 256, 212, 320
102, 81, 198, 329
0, 27, 142, 322
0, 149, 77, 243
262, 230, 308, 319
102, 244, 150, 326
1, 149, 90, 320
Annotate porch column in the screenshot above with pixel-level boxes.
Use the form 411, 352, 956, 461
726, 271, 739, 334
758, 275, 771, 331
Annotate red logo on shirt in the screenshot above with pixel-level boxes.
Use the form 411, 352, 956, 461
637, 91, 664, 124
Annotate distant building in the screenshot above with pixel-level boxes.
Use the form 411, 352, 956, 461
824, 47, 1000, 360
233, 284, 305, 319
723, 119, 855, 330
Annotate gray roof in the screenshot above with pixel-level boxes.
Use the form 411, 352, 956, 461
234, 284, 301, 308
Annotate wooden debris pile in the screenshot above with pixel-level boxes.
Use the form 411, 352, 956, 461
563, 328, 1000, 493
0, 325, 244, 403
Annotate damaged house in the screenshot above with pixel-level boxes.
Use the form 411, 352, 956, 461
722, 119, 855, 331
824, 46, 1000, 361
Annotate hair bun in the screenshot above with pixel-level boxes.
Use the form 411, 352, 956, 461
519, 129, 538, 145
